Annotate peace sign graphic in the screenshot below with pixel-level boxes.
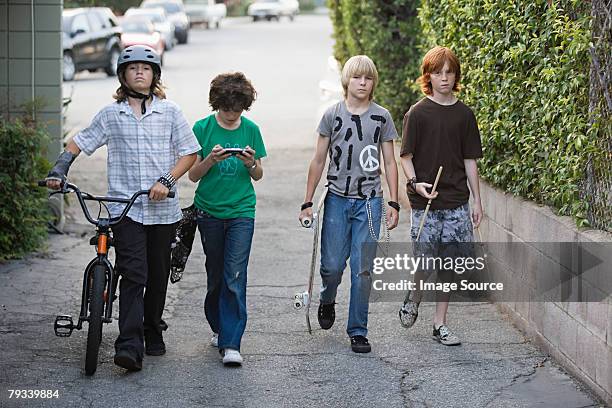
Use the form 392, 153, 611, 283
359, 145, 379, 172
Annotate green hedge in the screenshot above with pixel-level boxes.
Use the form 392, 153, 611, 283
328, 1, 601, 226
419, 0, 593, 225
0, 116, 51, 261
327, 0, 422, 129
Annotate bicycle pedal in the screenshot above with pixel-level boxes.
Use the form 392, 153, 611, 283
54, 314, 74, 337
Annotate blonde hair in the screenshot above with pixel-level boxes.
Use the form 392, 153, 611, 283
341, 55, 379, 100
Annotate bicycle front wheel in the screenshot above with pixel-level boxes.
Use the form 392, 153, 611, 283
85, 264, 106, 375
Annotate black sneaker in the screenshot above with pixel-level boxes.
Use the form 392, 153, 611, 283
145, 330, 166, 356
114, 349, 142, 371
317, 302, 335, 330
350, 335, 371, 353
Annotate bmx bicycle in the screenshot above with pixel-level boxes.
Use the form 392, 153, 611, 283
38, 181, 174, 375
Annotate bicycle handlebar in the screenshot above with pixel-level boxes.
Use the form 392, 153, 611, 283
38, 180, 175, 226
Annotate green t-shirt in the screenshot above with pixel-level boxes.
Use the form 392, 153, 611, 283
193, 114, 267, 219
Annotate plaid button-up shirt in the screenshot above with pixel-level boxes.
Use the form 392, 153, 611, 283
73, 96, 200, 225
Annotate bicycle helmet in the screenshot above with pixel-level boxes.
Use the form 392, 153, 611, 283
117, 45, 161, 74
116, 45, 162, 114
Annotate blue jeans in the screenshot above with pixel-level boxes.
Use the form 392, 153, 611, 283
196, 211, 254, 351
319, 192, 382, 337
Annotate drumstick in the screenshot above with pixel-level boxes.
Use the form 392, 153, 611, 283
415, 166, 443, 241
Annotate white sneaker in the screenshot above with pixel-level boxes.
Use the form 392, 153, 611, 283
399, 300, 419, 328
433, 324, 461, 346
222, 349, 243, 366
210, 333, 218, 348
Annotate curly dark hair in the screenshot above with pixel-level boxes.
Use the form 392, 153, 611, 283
209, 72, 257, 112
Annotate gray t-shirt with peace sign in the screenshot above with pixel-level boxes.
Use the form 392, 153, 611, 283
317, 100, 398, 199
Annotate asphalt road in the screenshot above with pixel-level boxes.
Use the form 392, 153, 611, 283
0, 15, 602, 408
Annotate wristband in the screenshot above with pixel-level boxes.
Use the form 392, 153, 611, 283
157, 172, 176, 190
47, 150, 77, 181
388, 201, 400, 212
406, 177, 417, 194
301, 202, 313, 211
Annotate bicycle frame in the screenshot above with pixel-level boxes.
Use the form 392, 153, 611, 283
40, 181, 174, 335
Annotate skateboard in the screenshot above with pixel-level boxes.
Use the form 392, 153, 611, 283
293, 190, 327, 334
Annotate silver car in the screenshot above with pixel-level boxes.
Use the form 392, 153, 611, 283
124, 7, 176, 50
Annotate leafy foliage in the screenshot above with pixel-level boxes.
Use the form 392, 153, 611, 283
0, 114, 51, 260
419, 0, 594, 225
328, 0, 601, 227
327, 0, 422, 129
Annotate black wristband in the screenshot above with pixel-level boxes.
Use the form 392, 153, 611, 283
301, 202, 313, 211
388, 201, 400, 212
48, 150, 77, 181
406, 177, 417, 194
409, 177, 417, 188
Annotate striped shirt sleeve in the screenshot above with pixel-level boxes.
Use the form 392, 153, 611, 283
171, 105, 200, 157
73, 109, 109, 156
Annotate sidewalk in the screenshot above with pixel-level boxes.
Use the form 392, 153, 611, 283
0, 145, 604, 407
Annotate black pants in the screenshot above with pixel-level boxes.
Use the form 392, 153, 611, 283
112, 217, 176, 359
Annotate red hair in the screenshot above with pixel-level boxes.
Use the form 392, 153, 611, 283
417, 46, 461, 95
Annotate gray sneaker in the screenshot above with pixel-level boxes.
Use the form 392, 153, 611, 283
432, 324, 461, 346
399, 300, 419, 328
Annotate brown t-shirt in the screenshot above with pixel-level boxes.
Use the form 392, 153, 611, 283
400, 97, 482, 210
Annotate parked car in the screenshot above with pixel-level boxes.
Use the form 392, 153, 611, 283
62, 7, 123, 81
247, 0, 299, 22
184, 0, 227, 29
120, 17, 165, 65
141, 0, 190, 44
124, 7, 176, 50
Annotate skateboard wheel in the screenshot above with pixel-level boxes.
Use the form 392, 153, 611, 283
293, 292, 309, 309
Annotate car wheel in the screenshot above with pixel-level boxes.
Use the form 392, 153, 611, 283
104, 47, 120, 77
252, 16, 259, 22
215, 21, 220, 29
178, 31, 188, 45
289, 14, 295, 22
63, 52, 75, 81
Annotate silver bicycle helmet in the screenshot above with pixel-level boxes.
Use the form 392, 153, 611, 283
117, 45, 161, 75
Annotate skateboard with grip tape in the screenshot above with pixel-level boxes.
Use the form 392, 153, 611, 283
293, 190, 327, 334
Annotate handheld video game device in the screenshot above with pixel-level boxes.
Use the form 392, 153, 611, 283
224, 148, 245, 156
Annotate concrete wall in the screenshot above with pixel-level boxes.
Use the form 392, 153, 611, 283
1, 0, 63, 157
479, 180, 612, 405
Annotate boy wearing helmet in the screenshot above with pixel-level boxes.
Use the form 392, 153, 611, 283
46, 45, 200, 371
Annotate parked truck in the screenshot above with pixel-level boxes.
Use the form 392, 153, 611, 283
184, 0, 227, 29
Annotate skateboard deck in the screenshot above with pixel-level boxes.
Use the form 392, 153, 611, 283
294, 190, 327, 334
